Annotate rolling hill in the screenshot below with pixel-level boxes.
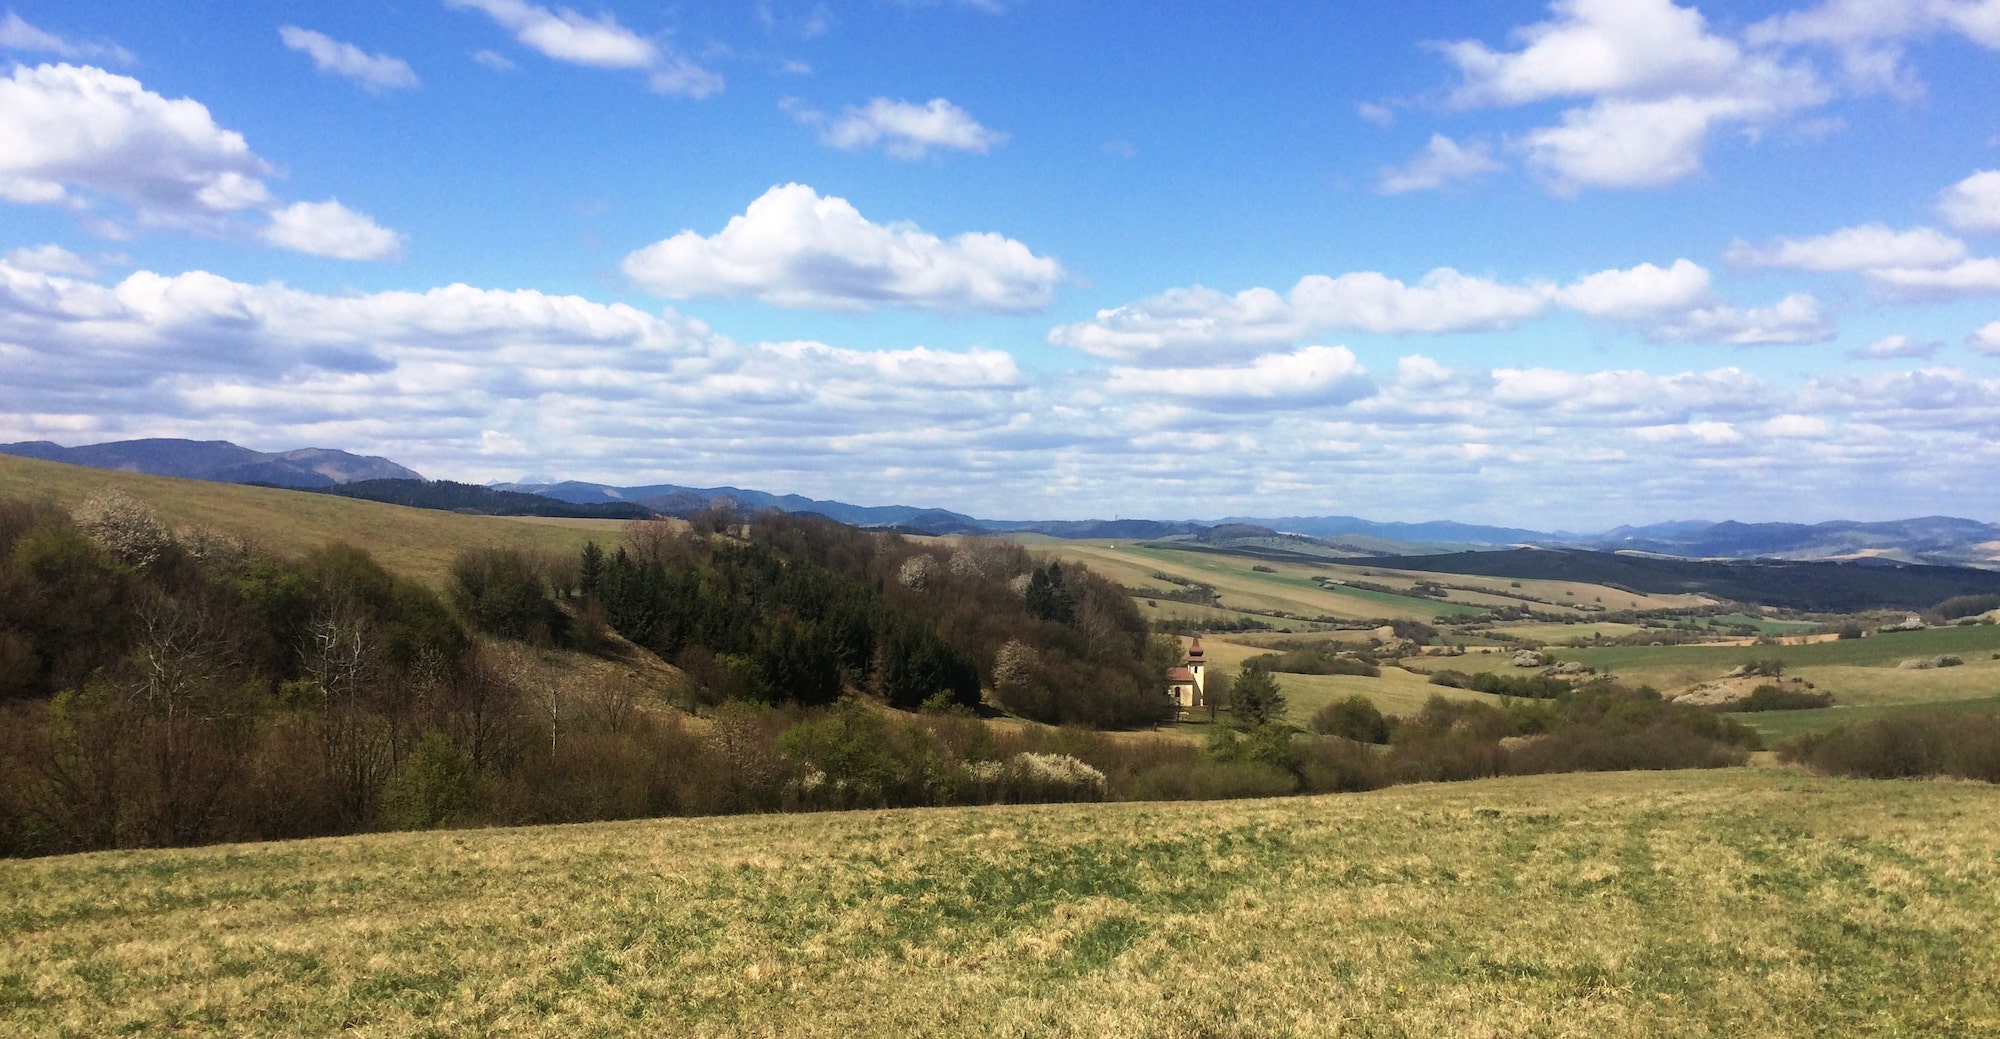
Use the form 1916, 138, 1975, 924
0, 438, 421, 488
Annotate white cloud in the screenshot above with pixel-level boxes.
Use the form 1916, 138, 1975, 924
1850, 334, 1939, 359
1441, 0, 1746, 105
0, 12, 134, 63
646, 57, 725, 99
1050, 270, 1553, 362
1106, 346, 1375, 409
12, 257, 2000, 524
1727, 224, 1967, 271
621, 183, 1063, 312
1758, 413, 1832, 437
1866, 258, 2000, 300
1378, 134, 1503, 194
264, 200, 405, 260
1938, 170, 2000, 234
1969, 320, 2000, 354
445, 0, 721, 96
1750, 0, 2000, 90
279, 27, 419, 92
789, 97, 1006, 159
0, 64, 410, 256
1433, 0, 1827, 193
1488, 366, 1765, 418
3, 243, 98, 277
445, 0, 654, 66
0, 63, 272, 222
472, 49, 518, 71
1554, 259, 1712, 317
1651, 293, 1836, 345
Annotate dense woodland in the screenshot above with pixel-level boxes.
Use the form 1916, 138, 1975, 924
0, 489, 1942, 860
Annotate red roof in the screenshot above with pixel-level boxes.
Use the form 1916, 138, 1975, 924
1166, 667, 1196, 683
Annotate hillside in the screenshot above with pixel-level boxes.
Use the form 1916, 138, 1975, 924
0, 454, 624, 584
1347, 548, 2000, 612
2, 770, 1993, 1037
0, 438, 421, 488
316, 479, 658, 520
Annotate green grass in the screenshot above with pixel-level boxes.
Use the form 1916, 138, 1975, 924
3, 769, 1996, 1037
0, 454, 629, 585
1703, 613, 1820, 634
1556, 625, 2000, 675
1736, 695, 2000, 742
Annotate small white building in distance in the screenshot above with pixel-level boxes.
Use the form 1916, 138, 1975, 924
1166, 636, 1207, 709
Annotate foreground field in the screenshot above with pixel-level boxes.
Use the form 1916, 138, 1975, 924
4, 770, 1995, 1038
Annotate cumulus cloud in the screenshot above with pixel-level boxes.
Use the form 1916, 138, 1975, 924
1969, 320, 2000, 354
0, 63, 407, 258
0, 257, 1053, 504
1866, 258, 2000, 300
1938, 170, 2000, 234
2, 243, 100, 277
1649, 293, 1836, 345
0, 12, 134, 63
1750, 0, 2000, 93
279, 27, 420, 92
1727, 224, 1967, 271
0, 63, 273, 221
621, 183, 1063, 312
1378, 134, 1503, 194
1106, 346, 1375, 409
12, 256, 2000, 524
1427, 0, 1828, 193
787, 97, 1006, 159
1850, 334, 1939, 359
445, 0, 721, 96
264, 200, 406, 260
1050, 270, 1553, 362
1554, 259, 1713, 317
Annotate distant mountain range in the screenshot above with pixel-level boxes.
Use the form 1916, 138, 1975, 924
9, 438, 1999, 568
0, 438, 420, 488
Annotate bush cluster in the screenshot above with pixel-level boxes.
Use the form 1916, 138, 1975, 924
1780, 713, 2000, 783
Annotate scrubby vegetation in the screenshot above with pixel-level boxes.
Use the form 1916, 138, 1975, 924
1241, 641, 1380, 677
0, 495, 1178, 857
1779, 713, 2000, 783
1724, 684, 1834, 712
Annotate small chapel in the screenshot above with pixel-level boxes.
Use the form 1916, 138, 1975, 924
1165, 636, 1207, 710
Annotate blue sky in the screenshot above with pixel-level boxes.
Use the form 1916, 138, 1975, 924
3, 0, 1999, 528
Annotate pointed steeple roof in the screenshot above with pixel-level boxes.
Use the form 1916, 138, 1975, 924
1187, 636, 1205, 662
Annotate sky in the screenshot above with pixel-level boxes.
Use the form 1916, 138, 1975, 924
2, 0, 1999, 529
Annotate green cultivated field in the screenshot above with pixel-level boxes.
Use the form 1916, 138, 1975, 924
1555, 625, 2000, 675
4, 770, 1997, 1038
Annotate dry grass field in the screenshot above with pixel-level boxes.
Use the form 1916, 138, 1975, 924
1027, 538, 1712, 632
0, 454, 632, 584
3, 769, 1995, 1038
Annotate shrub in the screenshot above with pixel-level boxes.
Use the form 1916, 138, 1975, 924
1933, 594, 2000, 621
1295, 737, 1388, 793
1427, 669, 1470, 688
1506, 724, 1749, 774
381, 732, 474, 830
1311, 695, 1390, 744
1122, 759, 1296, 800
1725, 684, 1834, 712
1780, 713, 2000, 783
450, 547, 570, 646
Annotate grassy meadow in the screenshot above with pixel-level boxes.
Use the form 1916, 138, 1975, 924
3, 769, 1996, 1037
1029, 538, 1707, 626
0, 453, 631, 585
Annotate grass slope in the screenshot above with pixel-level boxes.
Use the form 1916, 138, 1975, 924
2, 770, 1995, 1037
0, 454, 632, 585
